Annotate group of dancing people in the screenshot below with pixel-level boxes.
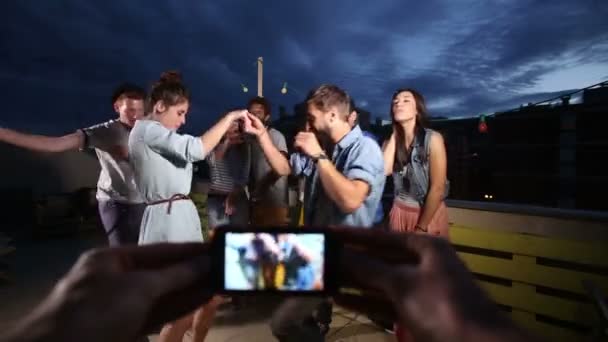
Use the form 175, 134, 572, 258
0, 70, 450, 342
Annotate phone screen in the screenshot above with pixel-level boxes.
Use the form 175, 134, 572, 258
223, 231, 326, 292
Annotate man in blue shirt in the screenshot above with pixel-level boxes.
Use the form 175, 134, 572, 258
244, 84, 385, 341
346, 101, 385, 227
289, 98, 384, 227
291, 98, 385, 227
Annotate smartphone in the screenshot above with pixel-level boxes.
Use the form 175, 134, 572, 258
211, 226, 340, 296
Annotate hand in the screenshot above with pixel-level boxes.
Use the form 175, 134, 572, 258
224, 195, 235, 216
294, 131, 324, 158
6, 243, 213, 342
333, 228, 531, 342
227, 109, 249, 122
224, 189, 241, 215
243, 113, 267, 137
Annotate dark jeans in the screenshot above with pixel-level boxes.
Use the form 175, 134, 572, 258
98, 200, 146, 246
270, 298, 332, 342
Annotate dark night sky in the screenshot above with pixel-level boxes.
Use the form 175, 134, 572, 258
1, 0, 607, 134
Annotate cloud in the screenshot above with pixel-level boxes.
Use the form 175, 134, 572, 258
0, 0, 606, 132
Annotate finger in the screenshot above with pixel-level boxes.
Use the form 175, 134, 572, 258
116, 243, 210, 270
241, 114, 252, 125
246, 112, 260, 123
236, 109, 248, 119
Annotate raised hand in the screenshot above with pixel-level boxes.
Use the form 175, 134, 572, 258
242, 112, 266, 137
294, 131, 324, 158
227, 109, 249, 122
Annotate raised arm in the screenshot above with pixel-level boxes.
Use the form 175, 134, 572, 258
201, 110, 248, 156
0, 127, 83, 153
143, 110, 249, 163
243, 113, 291, 176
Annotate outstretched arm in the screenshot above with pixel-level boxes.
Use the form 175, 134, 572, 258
0, 127, 84, 153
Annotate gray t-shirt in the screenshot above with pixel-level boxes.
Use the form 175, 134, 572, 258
249, 127, 288, 207
81, 119, 142, 204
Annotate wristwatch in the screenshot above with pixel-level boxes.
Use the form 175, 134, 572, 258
311, 152, 329, 164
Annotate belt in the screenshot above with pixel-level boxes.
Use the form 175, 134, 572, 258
147, 194, 190, 214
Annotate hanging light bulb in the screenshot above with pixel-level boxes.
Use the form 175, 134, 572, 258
281, 82, 288, 94
241, 84, 249, 93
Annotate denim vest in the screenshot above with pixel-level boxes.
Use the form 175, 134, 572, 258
392, 128, 449, 206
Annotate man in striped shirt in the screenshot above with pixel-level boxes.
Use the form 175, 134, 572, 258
206, 122, 250, 229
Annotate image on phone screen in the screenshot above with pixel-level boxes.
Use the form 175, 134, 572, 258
224, 232, 325, 292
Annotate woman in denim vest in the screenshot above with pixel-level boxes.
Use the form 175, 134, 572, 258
383, 89, 449, 238
382, 89, 450, 341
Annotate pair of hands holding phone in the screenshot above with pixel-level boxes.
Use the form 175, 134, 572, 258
3, 228, 534, 342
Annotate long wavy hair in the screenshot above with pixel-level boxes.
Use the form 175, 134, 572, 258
391, 88, 429, 172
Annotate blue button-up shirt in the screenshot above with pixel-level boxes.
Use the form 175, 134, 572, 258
290, 126, 385, 228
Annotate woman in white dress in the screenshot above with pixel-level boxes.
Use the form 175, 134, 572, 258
128, 71, 249, 342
